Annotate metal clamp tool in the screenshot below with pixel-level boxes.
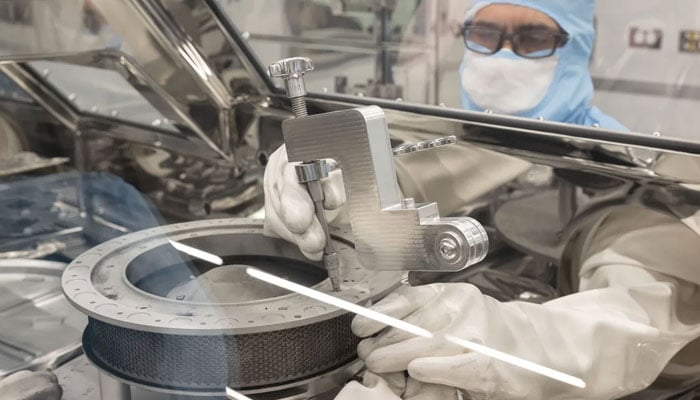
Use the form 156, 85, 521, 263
269, 57, 341, 291
269, 57, 489, 277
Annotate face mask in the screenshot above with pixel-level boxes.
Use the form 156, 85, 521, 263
461, 50, 559, 115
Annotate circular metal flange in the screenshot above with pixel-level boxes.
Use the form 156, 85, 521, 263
62, 218, 401, 391
63, 218, 398, 335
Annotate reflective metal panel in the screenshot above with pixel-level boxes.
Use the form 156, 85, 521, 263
305, 92, 700, 188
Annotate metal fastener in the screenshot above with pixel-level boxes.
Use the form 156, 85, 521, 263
439, 238, 459, 261
268, 57, 314, 118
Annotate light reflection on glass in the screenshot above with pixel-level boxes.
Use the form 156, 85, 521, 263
444, 334, 586, 388
225, 387, 254, 400
169, 240, 586, 389
168, 239, 223, 265
245, 267, 433, 338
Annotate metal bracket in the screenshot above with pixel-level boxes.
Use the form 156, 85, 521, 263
283, 106, 488, 272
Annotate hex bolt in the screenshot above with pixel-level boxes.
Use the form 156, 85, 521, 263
439, 237, 459, 261
268, 57, 314, 118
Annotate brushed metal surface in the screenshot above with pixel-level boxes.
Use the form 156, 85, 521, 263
283, 106, 488, 271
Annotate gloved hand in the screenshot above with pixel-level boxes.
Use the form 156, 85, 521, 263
263, 144, 346, 260
352, 267, 700, 400
0, 370, 62, 400
334, 371, 460, 400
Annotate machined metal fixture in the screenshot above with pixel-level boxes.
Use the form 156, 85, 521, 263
268, 57, 488, 273
268, 57, 314, 118
62, 219, 400, 399
269, 57, 342, 290
268, 57, 487, 272
282, 104, 489, 272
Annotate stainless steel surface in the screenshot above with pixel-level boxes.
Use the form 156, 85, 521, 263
0, 31, 278, 219
284, 105, 489, 272
99, 372, 132, 400
87, 0, 239, 160
0, 259, 86, 378
56, 356, 101, 400
0, 152, 68, 177
0, 0, 275, 164
0, 61, 269, 221
0, 52, 230, 161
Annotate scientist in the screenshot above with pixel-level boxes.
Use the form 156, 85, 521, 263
264, 0, 700, 399
458, 0, 626, 130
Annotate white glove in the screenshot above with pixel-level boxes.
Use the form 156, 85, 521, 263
263, 144, 346, 260
0, 370, 62, 400
334, 371, 460, 400
352, 266, 700, 400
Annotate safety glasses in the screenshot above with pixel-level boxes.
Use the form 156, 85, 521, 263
462, 24, 569, 59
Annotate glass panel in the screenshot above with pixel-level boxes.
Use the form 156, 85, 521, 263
0, 0, 264, 152
0, 70, 31, 103
224, 0, 700, 140
0, 0, 121, 56
1, 2, 699, 399
27, 61, 173, 130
